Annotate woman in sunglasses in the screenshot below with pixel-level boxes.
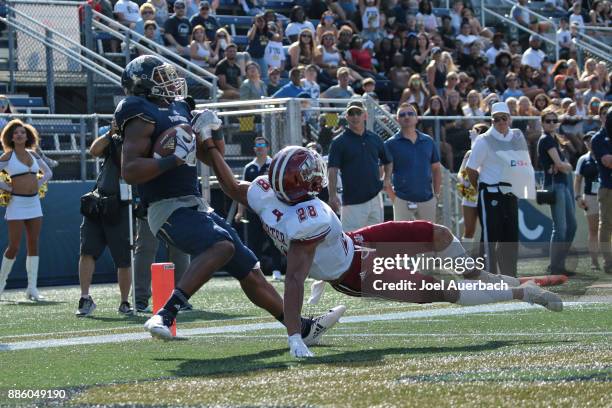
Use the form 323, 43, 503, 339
537, 107, 576, 276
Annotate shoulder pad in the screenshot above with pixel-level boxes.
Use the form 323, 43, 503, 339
114, 96, 156, 136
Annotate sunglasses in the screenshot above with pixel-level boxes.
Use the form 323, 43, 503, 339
347, 110, 363, 116
142, 10, 154, 14
398, 111, 417, 118
543, 118, 559, 124
174, 5, 185, 9
493, 116, 509, 123
255, 143, 268, 147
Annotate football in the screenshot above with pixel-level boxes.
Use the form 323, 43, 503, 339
152, 124, 195, 158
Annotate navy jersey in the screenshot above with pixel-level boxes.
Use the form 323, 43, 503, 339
114, 96, 199, 205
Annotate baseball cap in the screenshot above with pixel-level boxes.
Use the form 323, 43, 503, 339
268, 66, 281, 74
431, 46, 441, 55
363, 77, 376, 86
529, 34, 541, 42
200, 1, 210, 8
345, 100, 365, 113
491, 102, 510, 116
174, 0, 185, 5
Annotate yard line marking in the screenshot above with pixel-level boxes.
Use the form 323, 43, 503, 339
0, 302, 597, 352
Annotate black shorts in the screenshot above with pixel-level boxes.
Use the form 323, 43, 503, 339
80, 206, 131, 268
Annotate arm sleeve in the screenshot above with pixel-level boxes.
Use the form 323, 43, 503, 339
591, 134, 609, 164
327, 138, 342, 168
431, 139, 441, 164
575, 155, 586, 176
35, 154, 53, 186
466, 137, 487, 170
0, 160, 10, 191
114, 97, 156, 136
378, 136, 392, 165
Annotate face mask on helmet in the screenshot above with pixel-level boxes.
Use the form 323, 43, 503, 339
150, 64, 187, 101
270, 147, 329, 204
122, 56, 188, 103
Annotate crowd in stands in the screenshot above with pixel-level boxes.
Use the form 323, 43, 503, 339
81, 0, 612, 171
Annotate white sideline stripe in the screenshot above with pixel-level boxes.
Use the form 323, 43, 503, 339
193, 331, 612, 338
0, 302, 595, 352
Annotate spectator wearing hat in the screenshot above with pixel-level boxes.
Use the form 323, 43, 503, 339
591, 109, 612, 274
538, 107, 577, 276
114, 0, 140, 28
215, 43, 242, 100
321, 67, 356, 99
164, 0, 192, 57
384, 103, 441, 222
272, 68, 306, 98
362, 77, 377, 97
189, 1, 219, 42
574, 131, 602, 271
521, 35, 545, 70
466, 102, 535, 277
328, 100, 392, 231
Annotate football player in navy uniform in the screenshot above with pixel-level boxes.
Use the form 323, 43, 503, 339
115, 55, 344, 342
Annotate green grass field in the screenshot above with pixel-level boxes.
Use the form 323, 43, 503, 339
1, 257, 611, 407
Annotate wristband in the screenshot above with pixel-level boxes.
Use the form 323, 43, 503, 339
158, 155, 179, 172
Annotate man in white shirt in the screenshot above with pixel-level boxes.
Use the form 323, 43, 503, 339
456, 22, 479, 55
114, 0, 140, 27
485, 32, 509, 65
569, 2, 585, 33
466, 102, 535, 277
521, 35, 546, 70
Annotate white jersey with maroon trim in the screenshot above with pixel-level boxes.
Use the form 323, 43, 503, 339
247, 175, 355, 281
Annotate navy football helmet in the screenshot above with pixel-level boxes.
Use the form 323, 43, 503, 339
121, 55, 187, 102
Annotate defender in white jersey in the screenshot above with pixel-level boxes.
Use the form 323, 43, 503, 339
201, 126, 564, 359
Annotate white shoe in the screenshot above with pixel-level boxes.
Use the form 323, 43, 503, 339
272, 270, 283, 281
521, 283, 563, 312
303, 305, 346, 346
144, 314, 174, 340
25, 287, 44, 301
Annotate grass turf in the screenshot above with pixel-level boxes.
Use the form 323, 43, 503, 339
0, 257, 611, 407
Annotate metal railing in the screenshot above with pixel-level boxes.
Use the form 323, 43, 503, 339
482, 6, 560, 61
90, 9, 218, 102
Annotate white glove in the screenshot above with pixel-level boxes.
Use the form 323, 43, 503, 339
191, 109, 222, 141
307, 280, 326, 305
174, 126, 196, 166
288, 334, 314, 358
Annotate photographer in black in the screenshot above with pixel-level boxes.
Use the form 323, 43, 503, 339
76, 124, 132, 317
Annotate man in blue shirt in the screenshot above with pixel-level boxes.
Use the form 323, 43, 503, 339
272, 68, 305, 98
385, 103, 441, 222
591, 109, 612, 274
328, 100, 392, 232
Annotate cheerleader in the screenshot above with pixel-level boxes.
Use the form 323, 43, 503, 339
457, 123, 489, 253
0, 119, 52, 300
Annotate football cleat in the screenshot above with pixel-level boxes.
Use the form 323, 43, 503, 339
521, 283, 563, 312
75, 296, 96, 317
302, 305, 346, 346
144, 314, 174, 340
